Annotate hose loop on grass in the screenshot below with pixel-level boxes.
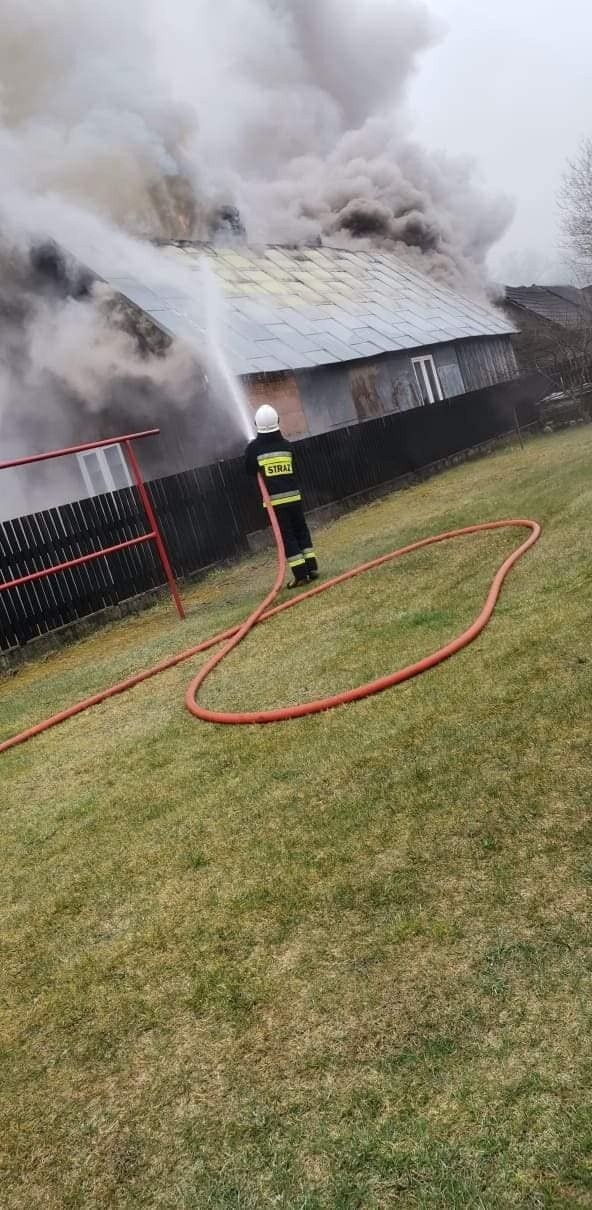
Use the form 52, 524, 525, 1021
0, 474, 541, 752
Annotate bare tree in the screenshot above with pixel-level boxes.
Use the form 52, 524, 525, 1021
502, 146, 592, 420
516, 311, 592, 417
542, 323, 592, 415
559, 138, 592, 279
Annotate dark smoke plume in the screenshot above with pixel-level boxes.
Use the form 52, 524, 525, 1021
0, 0, 513, 515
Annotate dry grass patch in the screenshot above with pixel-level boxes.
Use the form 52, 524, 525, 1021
1, 429, 591, 1208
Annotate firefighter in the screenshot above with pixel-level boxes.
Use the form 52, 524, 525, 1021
245, 405, 319, 588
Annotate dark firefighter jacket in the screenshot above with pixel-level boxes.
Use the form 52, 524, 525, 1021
244, 431, 302, 506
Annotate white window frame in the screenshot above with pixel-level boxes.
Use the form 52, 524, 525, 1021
77, 444, 133, 496
411, 355, 444, 405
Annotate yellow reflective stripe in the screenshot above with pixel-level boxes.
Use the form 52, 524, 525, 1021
257, 452, 292, 463
288, 555, 306, 568
267, 492, 302, 506
303, 549, 316, 558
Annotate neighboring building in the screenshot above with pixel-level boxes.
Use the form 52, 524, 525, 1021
505, 284, 592, 328
504, 283, 592, 376
1, 243, 518, 519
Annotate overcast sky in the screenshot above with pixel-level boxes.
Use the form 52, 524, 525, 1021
409, 0, 592, 283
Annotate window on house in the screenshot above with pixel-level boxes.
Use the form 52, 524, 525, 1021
77, 445, 132, 496
411, 355, 444, 406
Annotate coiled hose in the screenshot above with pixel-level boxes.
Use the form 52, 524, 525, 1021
0, 475, 540, 753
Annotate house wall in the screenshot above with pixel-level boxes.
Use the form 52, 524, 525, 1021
0, 379, 249, 523
0, 398, 213, 523
456, 336, 518, 391
1, 335, 518, 521
370, 343, 465, 411
360, 355, 417, 414
287, 335, 516, 437
433, 344, 466, 397
296, 364, 358, 435
244, 374, 308, 437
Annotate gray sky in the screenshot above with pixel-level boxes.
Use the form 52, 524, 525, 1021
409, 0, 592, 283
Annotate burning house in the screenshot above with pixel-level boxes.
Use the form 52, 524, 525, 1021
0, 236, 518, 521
0, 0, 525, 523
141, 240, 519, 438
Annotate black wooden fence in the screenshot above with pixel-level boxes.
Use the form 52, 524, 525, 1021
0, 374, 546, 652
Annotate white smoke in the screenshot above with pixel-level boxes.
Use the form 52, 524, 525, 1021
161, 0, 512, 283
1, 0, 512, 273
0, 0, 513, 506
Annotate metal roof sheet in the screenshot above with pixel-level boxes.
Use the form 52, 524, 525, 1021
505, 285, 592, 327
101, 242, 516, 375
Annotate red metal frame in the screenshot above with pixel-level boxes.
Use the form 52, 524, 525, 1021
0, 428, 185, 620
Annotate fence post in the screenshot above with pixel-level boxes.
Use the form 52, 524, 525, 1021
513, 407, 525, 451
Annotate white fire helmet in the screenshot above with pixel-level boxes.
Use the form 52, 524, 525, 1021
254, 404, 280, 434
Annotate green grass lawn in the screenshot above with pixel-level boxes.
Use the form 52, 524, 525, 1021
1, 429, 591, 1209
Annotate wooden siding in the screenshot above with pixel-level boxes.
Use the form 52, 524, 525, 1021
456, 336, 519, 392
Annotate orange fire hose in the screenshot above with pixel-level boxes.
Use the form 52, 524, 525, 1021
0, 475, 540, 754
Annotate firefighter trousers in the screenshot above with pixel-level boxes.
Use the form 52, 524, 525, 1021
274, 502, 318, 583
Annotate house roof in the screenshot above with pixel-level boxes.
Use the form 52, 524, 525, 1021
100, 242, 516, 376
505, 284, 592, 328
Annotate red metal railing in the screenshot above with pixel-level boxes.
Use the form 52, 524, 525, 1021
0, 429, 185, 619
